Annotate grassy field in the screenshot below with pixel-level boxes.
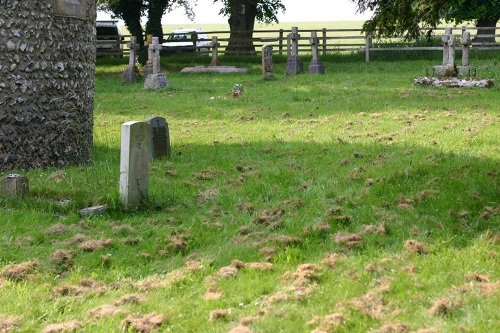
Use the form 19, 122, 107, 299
1, 53, 499, 332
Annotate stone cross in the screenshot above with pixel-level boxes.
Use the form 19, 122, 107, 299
461, 31, 471, 67
308, 31, 325, 74
262, 45, 273, 79
210, 36, 220, 66
146, 116, 171, 159
149, 37, 162, 74
445, 34, 456, 67
286, 27, 304, 75
119, 121, 150, 210
122, 36, 139, 83
442, 28, 453, 66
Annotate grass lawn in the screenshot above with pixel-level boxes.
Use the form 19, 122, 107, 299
1, 52, 499, 332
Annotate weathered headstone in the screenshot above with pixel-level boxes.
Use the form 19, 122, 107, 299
262, 45, 274, 79
433, 28, 457, 76
144, 37, 169, 90
122, 36, 140, 83
0, 1, 96, 171
119, 121, 150, 210
286, 27, 304, 75
146, 116, 171, 159
210, 36, 221, 66
308, 31, 325, 74
457, 31, 472, 76
142, 34, 154, 77
1, 174, 29, 197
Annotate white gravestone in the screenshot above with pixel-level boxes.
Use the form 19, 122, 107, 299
119, 121, 150, 210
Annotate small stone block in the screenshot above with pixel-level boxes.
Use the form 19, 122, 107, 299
79, 205, 108, 217
1, 174, 29, 197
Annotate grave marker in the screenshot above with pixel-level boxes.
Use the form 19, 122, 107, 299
308, 31, 325, 74
119, 121, 150, 210
286, 27, 304, 75
262, 45, 273, 79
1, 174, 29, 197
210, 36, 221, 66
146, 116, 171, 159
122, 36, 140, 83
144, 37, 169, 90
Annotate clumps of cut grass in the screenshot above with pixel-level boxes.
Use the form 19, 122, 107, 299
88, 304, 123, 319
46, 223, 68, 235
78, 238, 113, 251
342, 278, 391, 319
43, 320, 82, 333
361, 223, 387, 235
428, 297, 462, 317
333, 232, 362, 248
403, 240, 428, 255
323, 207, 352, 226
208, 309, 228, 321
113, 294, 144, 306
122, 236, 143, 245
321, 253, 341, 268
121, 313, 164, 332
228, 325, 254, 333
49, 249, 76, 274
0, 315, 19, 332
193, 167, 222, 180
307, 313, 345, 332
371, 322, 411, 333
53, 278, 108, 297
197, 188, 220, 206
1, 260, 38, 280
252, 207, 285, 229
279, 264, 322, 301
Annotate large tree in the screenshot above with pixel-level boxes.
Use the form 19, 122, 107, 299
353, 0, 500, 42
215, 0, 285, 54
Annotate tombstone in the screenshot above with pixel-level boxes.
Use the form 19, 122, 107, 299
1, 174, 29, 197
210, 36, 221, 67
122, 36, 140, 83
286, 27, 304, 75
457, 31, 472, 76
308, 31, 325, 74
0, 1, 96, 171
119, 121, 150, 211
142, 34, 154, 77
144, 37, 169, 90
262, 45, 274, 79
146, 116, 171, 159
433, 28, 457, 77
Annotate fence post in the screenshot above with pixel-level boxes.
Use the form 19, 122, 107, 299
322, 28, 327, 56
279, 29, 284, 56
365, 34, 372, 62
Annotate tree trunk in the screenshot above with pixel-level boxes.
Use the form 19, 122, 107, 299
473, 17, 499, 45
225, 0, 257, 55
146, 0, 169, 43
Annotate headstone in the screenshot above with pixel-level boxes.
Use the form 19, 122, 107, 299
308, 31, 325, 74
80, 205, 108, 217
457, 31, 472, 76
262, 45, 273, 79
144, 37, 169, 90
119, 121, 150, 210
1, 174, 29, 197
433, 28, 457, 77
122, 36, 140, 83
286, 27, 304, 75
142, 34, 154, 77
210, 36, 221, 66
146, 116, 171, 159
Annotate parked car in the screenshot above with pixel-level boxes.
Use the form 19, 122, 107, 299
96, 20, 123, 57
162, 28, 211, 54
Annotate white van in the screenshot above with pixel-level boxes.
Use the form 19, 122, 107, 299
96, 20, 123, 57
162, 28, 211, 54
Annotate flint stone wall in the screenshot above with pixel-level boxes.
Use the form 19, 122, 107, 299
0, 0, 96, 171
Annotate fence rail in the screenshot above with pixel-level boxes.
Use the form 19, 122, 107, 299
97, 26, 500, 61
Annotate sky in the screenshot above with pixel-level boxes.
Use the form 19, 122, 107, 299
97, 0, 374, 25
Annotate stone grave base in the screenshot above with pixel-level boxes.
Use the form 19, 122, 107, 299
122, 67, 141, 83
144, 73, 169, 90
181, 66, 248, 73
432, 65, 473, 77
414, 77, 493, 88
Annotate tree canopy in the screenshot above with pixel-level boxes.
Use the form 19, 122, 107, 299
352, 0, 500, 39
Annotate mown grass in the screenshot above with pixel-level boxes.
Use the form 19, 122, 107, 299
0, 52, 499, 332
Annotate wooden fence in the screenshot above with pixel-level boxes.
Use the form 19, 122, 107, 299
97, 26, 500, 61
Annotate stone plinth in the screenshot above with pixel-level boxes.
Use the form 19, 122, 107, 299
1, 174, 29, 197
414, 77, 493, 88
144, 74, 169, 90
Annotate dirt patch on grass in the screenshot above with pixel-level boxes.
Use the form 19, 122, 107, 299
371, 322, 411, 333
49, 249, 76, 273
322, 253, 341, 268
428, 297, 462, 316
208, 309, 228, 321
78, 238, 113, 251
53, 278, 108, 297
121, 313, 164, 332
0, 315, 19, 332
43, 320, 82, 333
361, 223, 387, 235
114, 294, 144, 306
252, 207, 285, 229
1, 260, 38, 280
342, 278, 391, 319
307, 313, 345, 332
228, 325, 254, 333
